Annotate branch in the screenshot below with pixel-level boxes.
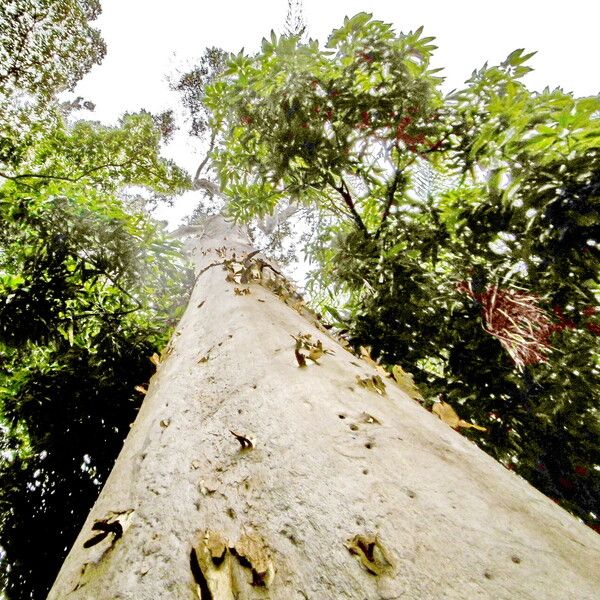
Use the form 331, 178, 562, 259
375, 169, 403, 239
194, 177, 224, 197
0, 160, 135, 185
193, 130, 217, 185
256, 202, 299, 235
332, 177, 369, 236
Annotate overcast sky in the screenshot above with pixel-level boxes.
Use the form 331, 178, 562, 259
73, 0, 600, 226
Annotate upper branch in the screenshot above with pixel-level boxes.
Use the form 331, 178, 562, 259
332, 177, 369, 236
0, 160, 135, 186
375, 169, 403, 239
193, 130, 217, 185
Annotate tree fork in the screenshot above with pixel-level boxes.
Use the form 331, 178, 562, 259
49, 216, 600, 599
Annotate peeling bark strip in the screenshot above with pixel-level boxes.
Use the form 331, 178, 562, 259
49, 216, 600, 599
190, 530, 273, 598
345, 534, 393, 576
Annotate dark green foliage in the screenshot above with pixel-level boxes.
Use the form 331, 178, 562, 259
0, 175, 192, 599
0, 138, 191, 597
0, 332, 157, 598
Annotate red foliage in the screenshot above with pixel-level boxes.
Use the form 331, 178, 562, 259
586, 322, 600, 336
574, 465, 589, 477
457, 281, 554, 369
396, 116, 412, 136
558, 476, 574, 491
395, 115, 427, 150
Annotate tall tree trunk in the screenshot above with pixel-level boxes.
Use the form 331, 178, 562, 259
49, 215, 600, 599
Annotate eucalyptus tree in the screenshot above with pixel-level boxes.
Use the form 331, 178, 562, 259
49, 14, 600, 600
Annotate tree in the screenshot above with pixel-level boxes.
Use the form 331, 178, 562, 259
0, 0, 105, 99
49, 16, 600, 597
0, 0, 106, 182
0, 109, 191, 598
48, 214, 600, 598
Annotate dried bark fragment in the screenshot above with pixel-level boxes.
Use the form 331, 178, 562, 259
359, 412, 381, 425
356, 375, 387, 396
292, 333, 332, 366
231, 534, 274, 587
82, 510, 134, 550
391, 364, 423, 401
294, 348, 307, 368
229, 430, 254, 450
205, 530, 228, 565
345, 533, 392, 576
432, 401, 487, 432
191, 530, 274, 597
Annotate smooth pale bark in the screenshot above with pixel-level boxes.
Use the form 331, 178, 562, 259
49, 216, 600, 599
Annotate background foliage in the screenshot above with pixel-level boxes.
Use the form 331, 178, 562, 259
0, 2, 192, 598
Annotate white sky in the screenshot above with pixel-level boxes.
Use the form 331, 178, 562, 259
73, 0, 600, 226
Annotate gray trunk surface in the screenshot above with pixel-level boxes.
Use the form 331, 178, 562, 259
49, 216, 600, 599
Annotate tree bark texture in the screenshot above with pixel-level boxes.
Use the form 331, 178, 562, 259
49, 216, 600, 599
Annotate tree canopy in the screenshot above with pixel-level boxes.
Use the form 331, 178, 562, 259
203, 13, 600, 533
0, 0, 105, 99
